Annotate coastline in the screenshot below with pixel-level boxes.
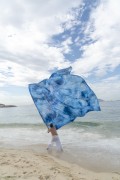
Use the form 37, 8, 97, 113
0, 147, 120, 180
0, 103, 17, 108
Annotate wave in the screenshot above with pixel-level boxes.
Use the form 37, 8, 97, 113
68, 121, 101, 127
0, 123, 44, 128
0, 121, 101, 128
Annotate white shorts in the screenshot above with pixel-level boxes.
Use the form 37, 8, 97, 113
47, 135, 63, 151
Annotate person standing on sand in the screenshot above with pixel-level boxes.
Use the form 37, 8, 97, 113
47, 123, 63, 152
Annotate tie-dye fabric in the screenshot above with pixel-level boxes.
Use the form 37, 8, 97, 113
29, 67, 100, 129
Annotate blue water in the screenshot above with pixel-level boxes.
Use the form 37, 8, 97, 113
0, 101, 120, 172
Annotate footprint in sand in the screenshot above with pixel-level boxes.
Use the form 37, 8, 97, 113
39, 175, 44, 180
1, 162, 9, 165
26, 161, 29, 164
45, 175, 50, 179
68, 174, 73, 178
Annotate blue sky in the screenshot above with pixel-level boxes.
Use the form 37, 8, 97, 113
0, 0, 120, 105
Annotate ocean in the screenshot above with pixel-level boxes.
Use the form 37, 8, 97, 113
0, 101, 120, 172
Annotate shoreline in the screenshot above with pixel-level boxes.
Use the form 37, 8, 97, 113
1, 142, 120, 173
0, 147, 120, 180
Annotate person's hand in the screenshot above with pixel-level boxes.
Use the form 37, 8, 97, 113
47, 128, 50, 133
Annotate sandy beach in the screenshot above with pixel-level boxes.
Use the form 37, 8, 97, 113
0, 148, 120, 180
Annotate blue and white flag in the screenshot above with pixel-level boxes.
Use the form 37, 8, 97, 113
29, 67, 100, 129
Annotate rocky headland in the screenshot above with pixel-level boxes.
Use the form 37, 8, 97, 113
0, 103, 17, 108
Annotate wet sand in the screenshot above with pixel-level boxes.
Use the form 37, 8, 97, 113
0, 148, 120, 180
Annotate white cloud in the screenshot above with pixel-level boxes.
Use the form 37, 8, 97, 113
61, 37, 73, 54
0, 0, 82, 88
90, 75, 120, 101
72, 0, 120, 77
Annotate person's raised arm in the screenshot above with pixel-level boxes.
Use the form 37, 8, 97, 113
47, 127, 50, 133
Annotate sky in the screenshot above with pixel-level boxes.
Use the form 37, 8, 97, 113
0, 0, 120, 105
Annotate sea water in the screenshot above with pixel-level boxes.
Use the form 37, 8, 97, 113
0, 101, 120, 172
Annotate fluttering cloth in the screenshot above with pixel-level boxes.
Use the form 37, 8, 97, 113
29, 67, 100, 129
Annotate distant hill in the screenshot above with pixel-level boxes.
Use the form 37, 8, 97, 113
106, 100, 120, 102
0, 103, 17, 108
98, 99, 105, 102
98, 99, 120, 102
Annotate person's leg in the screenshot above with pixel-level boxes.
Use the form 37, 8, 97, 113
55, 136, 63, 152
47, 137, 54, 150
